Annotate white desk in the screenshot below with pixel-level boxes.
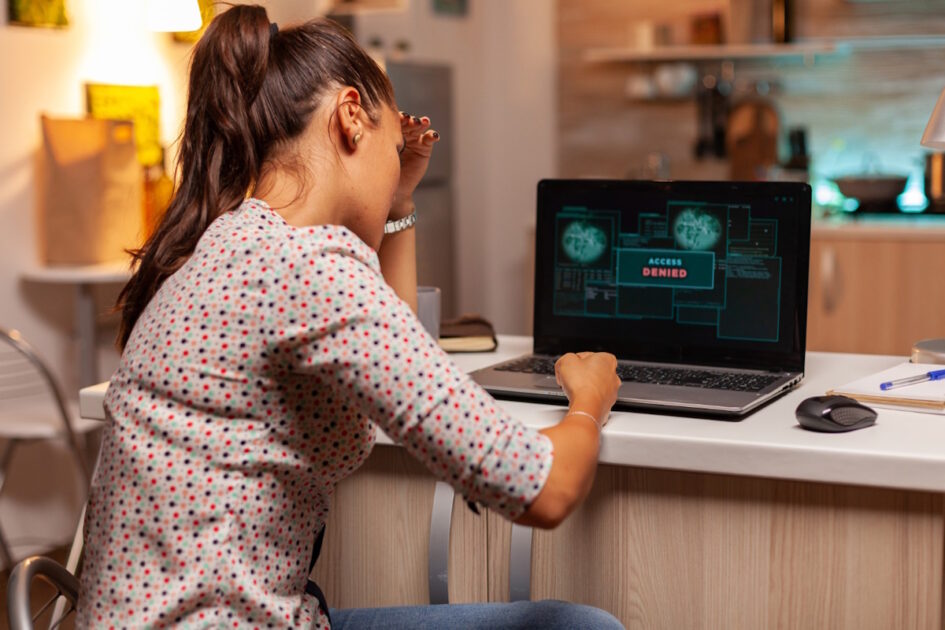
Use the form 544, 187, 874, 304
79, 336, 945, 627
80, 335, 936, 492
23, 262, 131, 388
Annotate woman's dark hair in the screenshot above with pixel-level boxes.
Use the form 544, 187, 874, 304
115, 4, 395, 349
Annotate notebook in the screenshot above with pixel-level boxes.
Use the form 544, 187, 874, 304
438, 315, 498, 353
470, 179, 812, 418
828, 362, 945, 414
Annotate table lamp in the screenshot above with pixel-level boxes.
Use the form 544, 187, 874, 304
922, 86, 945, 149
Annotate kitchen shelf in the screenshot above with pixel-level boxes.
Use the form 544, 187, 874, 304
584, 42, 837, 64
584, 35, 945, 65
830, 35, 945, 52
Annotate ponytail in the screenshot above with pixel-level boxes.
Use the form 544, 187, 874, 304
116, 5, 395, 350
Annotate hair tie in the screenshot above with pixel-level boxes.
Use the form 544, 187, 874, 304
269, 22, 278, 38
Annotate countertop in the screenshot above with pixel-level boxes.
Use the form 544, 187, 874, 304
812, 213, 945, 239
80, 335, 945, 494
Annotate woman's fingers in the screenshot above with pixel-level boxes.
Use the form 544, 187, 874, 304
394, 113, 440, 199
399, 113, 439, 157
400, 112, 430, 133
554, 352, 575, 384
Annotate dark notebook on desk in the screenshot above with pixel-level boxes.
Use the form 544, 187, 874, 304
471, 179, 812, 418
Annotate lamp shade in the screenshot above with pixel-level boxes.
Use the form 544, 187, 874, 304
147, 0, 202, 32
922, 86, 945, 150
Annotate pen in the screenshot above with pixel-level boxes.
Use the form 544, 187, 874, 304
880, 368, 945, 391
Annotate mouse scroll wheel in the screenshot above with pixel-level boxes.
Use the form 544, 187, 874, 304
830, 407, 867, 426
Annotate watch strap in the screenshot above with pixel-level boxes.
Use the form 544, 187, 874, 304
383, 210, 417, 235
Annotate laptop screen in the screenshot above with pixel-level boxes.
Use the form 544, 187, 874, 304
533, 179, 811, 372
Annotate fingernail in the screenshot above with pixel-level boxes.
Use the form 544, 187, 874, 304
432, 131, 439, 139
400, 111, 408, 117
412, 116, 420, 124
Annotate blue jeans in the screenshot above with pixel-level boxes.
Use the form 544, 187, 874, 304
328, 600, 624, 629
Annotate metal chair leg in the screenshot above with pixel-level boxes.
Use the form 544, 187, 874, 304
0, 518, 14, 571
47, 502, 85, 629
7, 556, 80, 630
61, 503, 85, 577
49, 445, 101, 627
0, 439, 19, 570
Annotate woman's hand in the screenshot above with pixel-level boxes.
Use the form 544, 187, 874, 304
517, 351, 620, 529
391, 112, 440, 218
554, 352, 621, 424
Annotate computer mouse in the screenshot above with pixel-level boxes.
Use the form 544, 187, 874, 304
795, 395, 877, 432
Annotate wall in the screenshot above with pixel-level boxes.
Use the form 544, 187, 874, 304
0, 0, 340, 564
0, 1, 182, 407
557, 0, 945, 186
356, 0, 557, 334
0, 0, 191, 562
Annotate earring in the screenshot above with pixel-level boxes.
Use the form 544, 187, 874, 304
353, 132, 362, 146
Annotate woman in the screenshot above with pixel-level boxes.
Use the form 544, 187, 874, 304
77, 5, 622, 629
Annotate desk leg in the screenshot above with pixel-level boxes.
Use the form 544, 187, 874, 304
76, 283, 98, 388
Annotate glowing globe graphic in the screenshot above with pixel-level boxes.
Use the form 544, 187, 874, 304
673, 208, 721, 251
561, 221, 607, 264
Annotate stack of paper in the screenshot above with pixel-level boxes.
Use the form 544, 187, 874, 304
828, 362, 945, 414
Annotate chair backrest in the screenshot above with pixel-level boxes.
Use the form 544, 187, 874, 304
0, 328, 90, 483
7, 555, 80, 630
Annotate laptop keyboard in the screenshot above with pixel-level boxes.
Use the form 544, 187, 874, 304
495, 357, 781, 393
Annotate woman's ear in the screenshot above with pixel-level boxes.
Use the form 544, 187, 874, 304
334, 87, 365, 152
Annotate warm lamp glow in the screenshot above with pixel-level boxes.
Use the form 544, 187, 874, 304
921, 87, 945, 150
78, 0, 169, 85
146, 0, 202, 32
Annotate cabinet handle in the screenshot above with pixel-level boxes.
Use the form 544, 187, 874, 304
820, 246, 841, 314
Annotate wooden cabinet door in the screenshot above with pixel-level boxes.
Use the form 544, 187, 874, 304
808, 235, 945, 355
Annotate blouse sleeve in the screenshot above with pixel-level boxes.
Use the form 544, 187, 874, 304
286, 247, 554, 521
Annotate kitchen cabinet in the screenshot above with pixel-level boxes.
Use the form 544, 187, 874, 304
807, 221, 945, 355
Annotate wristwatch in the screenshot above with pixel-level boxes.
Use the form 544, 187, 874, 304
383, 210, 417, 234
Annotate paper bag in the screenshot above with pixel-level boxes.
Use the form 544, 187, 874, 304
39, 115, 143, 265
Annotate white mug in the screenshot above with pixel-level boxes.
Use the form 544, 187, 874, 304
417, 286, 441, 339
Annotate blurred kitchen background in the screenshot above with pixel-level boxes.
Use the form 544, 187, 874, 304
1, 0, 945, 575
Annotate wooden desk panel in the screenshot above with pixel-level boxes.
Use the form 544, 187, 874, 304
309, 444, 488, 608
487, 465, 945, 630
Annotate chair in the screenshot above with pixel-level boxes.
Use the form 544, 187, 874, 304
0, 327, 100, 569
7, 555, 79, 630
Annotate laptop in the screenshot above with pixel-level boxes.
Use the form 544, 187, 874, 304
471, 179, 812, 418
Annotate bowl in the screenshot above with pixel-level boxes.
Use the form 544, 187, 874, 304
834, 175, 908, 203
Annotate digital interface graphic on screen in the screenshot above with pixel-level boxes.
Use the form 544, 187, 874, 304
552, 197, 784, 344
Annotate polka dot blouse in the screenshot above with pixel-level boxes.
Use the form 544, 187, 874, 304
76, 199, 554, 629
